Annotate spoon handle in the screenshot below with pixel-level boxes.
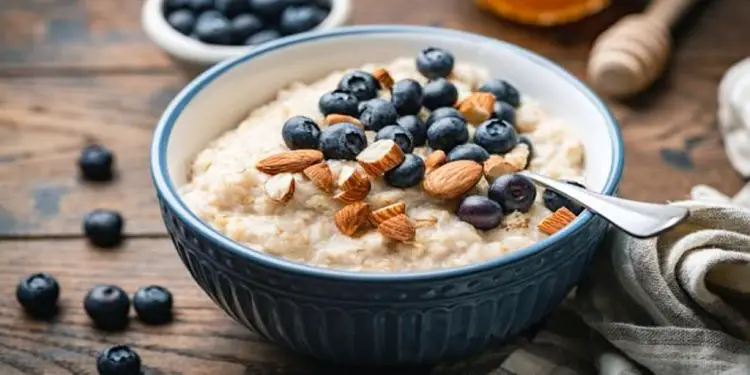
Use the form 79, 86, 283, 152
519, 171, 689, 239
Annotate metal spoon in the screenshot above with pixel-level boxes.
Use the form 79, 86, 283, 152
519, 171, 690, 239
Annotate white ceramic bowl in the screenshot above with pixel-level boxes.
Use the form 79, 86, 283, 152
142, 0, 351, 76
150, 26, 623, 364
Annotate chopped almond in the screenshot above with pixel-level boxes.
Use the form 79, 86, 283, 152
538, 207, 577, 235
357, 140, 405, 176
264, 173, 295, 203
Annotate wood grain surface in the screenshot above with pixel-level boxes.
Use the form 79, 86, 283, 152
0, 0, 748, 373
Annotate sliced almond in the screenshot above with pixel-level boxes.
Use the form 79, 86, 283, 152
537, 207, 577, 235
423, 160, 483, 199
425, 150, 447, 174
356, 140, 405, 176
334, 188, 370, 204
256, 150, 324, 175
335, 202, 370, 236
483, 144, 530, 182
369, 201, 407, 226
303, 162, 334, 193
373, 67, 394, 90
378, 214, 416, 242
338, 166, 371, 191
264, 173, 295, 203
458, 92, 495, 124
325, 114, 363, 128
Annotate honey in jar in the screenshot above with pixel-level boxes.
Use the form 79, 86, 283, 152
475, 0, 611, 26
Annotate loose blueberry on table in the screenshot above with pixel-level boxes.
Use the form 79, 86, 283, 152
84, 284, 131, 331
79, 144, 115, 182
16, 273, 60, 319
163, 0, 330, 46
96, 345, 142, 375
543, 181, 586, 215
376, 125, 415, 154
133, 285, 174, 325
83, 209, 124, 248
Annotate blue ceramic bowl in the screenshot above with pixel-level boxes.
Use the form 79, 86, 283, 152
151, 25, 623, 365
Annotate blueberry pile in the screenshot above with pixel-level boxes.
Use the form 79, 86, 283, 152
164, 0, 331, 46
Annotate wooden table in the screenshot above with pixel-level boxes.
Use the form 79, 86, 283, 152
0, 0, 746, 374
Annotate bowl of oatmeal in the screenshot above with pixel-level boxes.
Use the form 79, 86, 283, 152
151, 25, 623, 364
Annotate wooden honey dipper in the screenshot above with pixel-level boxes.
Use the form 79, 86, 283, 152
587, 0, 700, 98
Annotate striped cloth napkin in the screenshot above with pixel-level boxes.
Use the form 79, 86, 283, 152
433, 59, 750, 375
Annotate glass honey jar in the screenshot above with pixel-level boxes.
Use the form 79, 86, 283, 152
475, 0, 611, 26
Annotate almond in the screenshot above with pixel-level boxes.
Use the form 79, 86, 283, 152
264, 173, 295, 203
458, 92, 495, 124
423, 160, 483, 199
372, 67, 394, 90
378, 214, 415, 242
356, 140, 405, 176
335, 202, 370, 236
338, 166, 371, 191
256, 150, 324, 175
537, 207, 577, 235
369, 201, 407, 226
303, 162, 334, 193
483, 144, 530, 182
425, 150, 447, 173
325, 114, 363, 128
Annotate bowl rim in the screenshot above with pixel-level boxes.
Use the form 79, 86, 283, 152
150, 25, 624, 282
141, 0, 352, 64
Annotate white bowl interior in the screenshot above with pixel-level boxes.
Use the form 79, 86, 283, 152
164, 30, 617, 194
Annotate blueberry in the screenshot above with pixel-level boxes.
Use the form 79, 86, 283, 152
215, 0, 251, 17
337, 71, 380, 101
416, 47, 454, 79
426, 117, 468, 152
425, 107, 464, 128
282, 115, 320, 150
244, 29, 281, 45
384, 154, 425, 188
474, 118, 519, 154
165, 0, 191, 12
318, 89, 359, 117
446, 143, 490, 163
478, 79, 521, 108
188, 0, 213, 12
493, 100, 516, 126
78, 144, 115, 182
230, 14, 264, 43
457, 195, 504, 230
543, 181, 586, 215
133, 285, 173, 325
167, 10, 196, 35
83, 210, 124, 248
396, 115, 427, 146
376, 125, 414, 153
194, 11, 232, 44
488, 174, 537, 214
279, 5, 326, 35
422, 78, 458, 110
391, 79, 423, 116
519, 135, 533, 168
358, 98, 398, 131
250, 0, 287, 20
96, 345, 141, 375
84, 285, 130, 331
319, 123, 367, 160
16, 273, 60, 319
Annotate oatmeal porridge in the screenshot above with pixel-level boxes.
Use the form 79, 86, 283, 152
180, 48, 585, 272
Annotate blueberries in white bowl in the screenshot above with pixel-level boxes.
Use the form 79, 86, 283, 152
474, 118, 519, 154
416, 47, 454, 79
457, 195, 504, 230
230, 13, 264, 43
319, 123, 367, 160
396, 115, 427, 146
167, 10, 196, 35
426, 116, 468, 152
245, 29, 281, 45
358, 99, 398, 132
280, 5, 328, 35
446, 144, 490, 163
338, 71, 380, 101
319, 90, 359, 117
391, 79, 423, 116
376, 125, 415, 154
488, 174, 536, 214
384, 154, 425, 188
422, 78, 458, 110
194, 11, 232, 44
282, 116, 320, 150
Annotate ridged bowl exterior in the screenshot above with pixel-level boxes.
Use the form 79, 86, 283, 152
159, 196, 608, 365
